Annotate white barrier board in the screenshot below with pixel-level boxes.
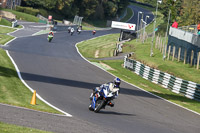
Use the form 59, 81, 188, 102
111, 21, 136, 31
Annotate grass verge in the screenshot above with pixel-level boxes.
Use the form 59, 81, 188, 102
0, 26, 62, 114
0, 18, 12, 27
0, 122, 52, 133
77, 33, 200, 114
77, 33, 119, 58
1, 8, 39, 22
126, 38, 200, 84
120, 7, 133, 22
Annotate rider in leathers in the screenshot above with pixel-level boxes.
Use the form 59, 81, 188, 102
91, 77, 121, 107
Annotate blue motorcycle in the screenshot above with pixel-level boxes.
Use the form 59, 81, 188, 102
89, 85, 119, 113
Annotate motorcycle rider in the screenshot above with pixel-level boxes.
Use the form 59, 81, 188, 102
92, 30, 96, 35
48, 31, 54, 36
77, 26, 81, 34
91, 77, 121, 107
68, 26, 71, 33
70, 27, 74, 35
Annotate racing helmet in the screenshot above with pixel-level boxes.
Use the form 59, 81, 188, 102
114, 77, 121, 88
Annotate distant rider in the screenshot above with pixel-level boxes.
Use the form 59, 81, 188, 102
68, 26, 71, 33
92, 77, 121, 107
92, 30, 96, 35
77, 26, 81, 34
48, 31, 54, 36
70, 27, 74, 35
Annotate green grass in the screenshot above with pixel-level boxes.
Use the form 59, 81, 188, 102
0, 122, 52, 133
0, 18, 12, 27
77, 33, 119, 58
120, 7, 133, 22
0, 26, 15, 45
0, 34, 14, 44
0, 26, 16, 34
100, 60, 200, 114
1, 8, 39, 22
84, 19, 107, 28
77, 33, 200, 114
126, 38, 200, 84
0, 26, 61, 114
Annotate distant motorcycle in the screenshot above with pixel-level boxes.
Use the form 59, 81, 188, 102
92, 30, 96, 35
47, 34, 53, 42
77, 29, 81, 34
89, 86, 119, 113
70, 28, 74, 36
68, 27, 71, 33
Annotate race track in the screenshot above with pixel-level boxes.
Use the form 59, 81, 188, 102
2, 5, 200, 133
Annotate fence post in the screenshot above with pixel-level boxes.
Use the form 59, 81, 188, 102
167, 45, 171, 60
184, 49, 187, 64
197, 52, 200, 70
172, 46, 176, 61
178, 47, 181, 62
162, 42, 165, 53
190, 50, 194, 66
155, 36, 158, 48
164, 45, 167, 58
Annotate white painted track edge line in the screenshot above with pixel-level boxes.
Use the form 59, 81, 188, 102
0, 103, 67, 117
4, 37, 72, 117
75, 38, 200, 116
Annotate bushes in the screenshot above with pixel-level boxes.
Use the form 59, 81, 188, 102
16, 6, 39, 16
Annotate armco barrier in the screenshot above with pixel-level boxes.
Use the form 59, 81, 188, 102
124, 56, 200, 101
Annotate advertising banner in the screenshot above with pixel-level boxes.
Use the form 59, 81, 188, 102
111, 21, 136, 31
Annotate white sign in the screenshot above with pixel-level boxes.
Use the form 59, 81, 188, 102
111, 21, 136, 31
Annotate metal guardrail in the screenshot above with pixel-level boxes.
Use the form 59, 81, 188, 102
178, 25, 198, 34
169, 27, 200, 47
124, 56, 200, 101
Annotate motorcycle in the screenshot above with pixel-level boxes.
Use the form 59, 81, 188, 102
92, 30, 96, 35
77, 29, 81, 34
89, 86, 119, 113
47, 34, 53, 42
70, 31, 74, 36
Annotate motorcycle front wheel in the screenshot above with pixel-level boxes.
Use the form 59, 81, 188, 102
94, 100, 105, 113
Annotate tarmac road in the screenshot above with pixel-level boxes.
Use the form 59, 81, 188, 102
1, 5, 200, 133
3, 28, 200, 133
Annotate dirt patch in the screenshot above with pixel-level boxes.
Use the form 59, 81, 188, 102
95, 50, 99, 58
99, 62, 115, 71
102, 43, 115, 48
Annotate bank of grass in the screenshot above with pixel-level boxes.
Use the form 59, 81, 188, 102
120, 7, 133, 22
126, 38, 200, 84
0, 18, 12, 27
77, 34, 200, 114
0, 122, 52, 133
0, 26, 61, 114
0, 26, 16, 34
1, 8, 39, 22
77, 33, 119, 58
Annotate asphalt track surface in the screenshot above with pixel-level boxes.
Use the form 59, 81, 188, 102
1, 6, 200, 133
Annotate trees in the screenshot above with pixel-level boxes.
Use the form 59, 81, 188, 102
21, 0, 129, 20
136, 0, 199, 26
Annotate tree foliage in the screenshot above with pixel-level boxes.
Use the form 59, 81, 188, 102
21, 0, 129, 20
135, 0, 200, 26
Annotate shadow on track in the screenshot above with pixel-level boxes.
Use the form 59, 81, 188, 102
99, 111, 135, 116
20, 72, 158, 99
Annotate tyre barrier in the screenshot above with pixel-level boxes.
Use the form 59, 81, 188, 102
124, 56, 200, 101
